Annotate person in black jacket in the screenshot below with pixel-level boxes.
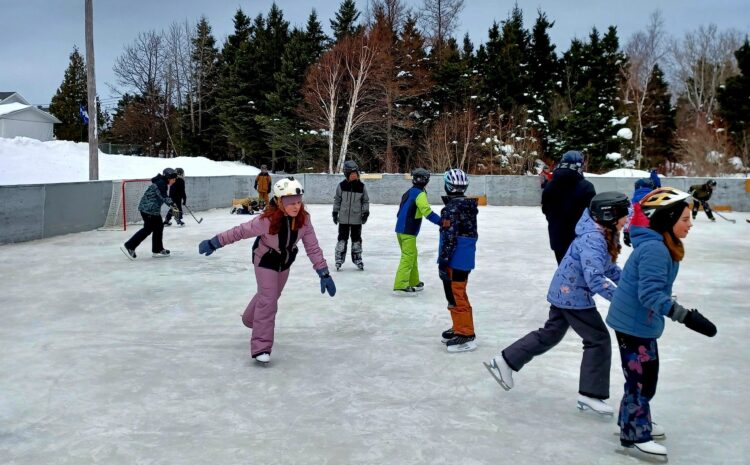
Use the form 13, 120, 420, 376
164, 167, 187, 226
542, 151, 597, 264
688, 179, 716, 221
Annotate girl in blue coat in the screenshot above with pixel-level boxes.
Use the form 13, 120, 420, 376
484, 192, 629, 415
606, 187, 717, 458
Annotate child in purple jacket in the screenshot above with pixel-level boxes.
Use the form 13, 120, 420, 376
484, 192, 629, 415
199, 177, 336, 365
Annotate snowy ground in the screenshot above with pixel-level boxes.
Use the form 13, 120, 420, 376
1, 205, 748, 465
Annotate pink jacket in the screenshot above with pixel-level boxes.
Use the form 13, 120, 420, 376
216, 214, 328, 271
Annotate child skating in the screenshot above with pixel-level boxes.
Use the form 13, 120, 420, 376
484, 192, 630, 415
198, 177, 336, 365
437, 169, 479, 353
164, 167, 187, 226
607, 187, 717, 458
394, 168, 440, 293
688, 179, 717, 221
332, 160, 370, 270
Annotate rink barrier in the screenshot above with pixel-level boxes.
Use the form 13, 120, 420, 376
1, 174, 748, 244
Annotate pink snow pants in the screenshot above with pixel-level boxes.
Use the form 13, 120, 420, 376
241, 262, 290, 357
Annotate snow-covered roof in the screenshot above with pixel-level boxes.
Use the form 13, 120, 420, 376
0, 91, 30, 105
0, 103, 62, 123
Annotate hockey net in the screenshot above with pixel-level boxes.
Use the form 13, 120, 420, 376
101, 179, 151, 231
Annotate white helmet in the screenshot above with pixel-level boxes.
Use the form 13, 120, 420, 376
272, 176, 304, 199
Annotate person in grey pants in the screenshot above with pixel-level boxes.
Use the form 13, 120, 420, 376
332, 160, 370, 270
484, 192, 630, 416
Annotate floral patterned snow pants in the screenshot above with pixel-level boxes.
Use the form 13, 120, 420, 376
615, 331, 660, 445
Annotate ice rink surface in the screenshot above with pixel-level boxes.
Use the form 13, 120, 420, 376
1, 204, 748, 465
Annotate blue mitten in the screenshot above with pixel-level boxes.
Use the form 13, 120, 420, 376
198, 236, 222, 256
317, 268, 336, 297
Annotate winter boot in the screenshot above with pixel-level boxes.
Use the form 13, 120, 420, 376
483, 355, 514, 390
446, 334, 477, 353
120, 245, 137, 260
254, 352, 271, 364
152, 249, 171, 258
335, 240, 347, 270
441, 328, 455, 344
351, 241, 364, 270
577, 394, 614, 416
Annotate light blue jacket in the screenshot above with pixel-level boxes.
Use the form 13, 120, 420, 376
547, 210, 622, 309
606, 227, 679, 338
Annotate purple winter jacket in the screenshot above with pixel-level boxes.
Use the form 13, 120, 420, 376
216, 213, 328, 272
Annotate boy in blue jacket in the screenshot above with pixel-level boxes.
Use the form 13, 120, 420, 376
437, 169, 479, 353
485, 192, 630, 415
606, 187, 717, 458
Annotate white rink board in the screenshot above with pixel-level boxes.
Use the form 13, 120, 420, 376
1, 205, 748, 465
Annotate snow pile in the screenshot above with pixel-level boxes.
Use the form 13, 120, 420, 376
587, 168, 659, 178
0, 137, 259, 185
605, 152, 622, 161
616, 127, 633, 140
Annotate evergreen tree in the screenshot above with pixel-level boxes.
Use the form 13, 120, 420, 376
642, 64, 675, 167
718, 39, 750, 156
527, 10, 558, 156
49, 47, 104, 142
185, 16, 222, 156
330, 0, 362, 42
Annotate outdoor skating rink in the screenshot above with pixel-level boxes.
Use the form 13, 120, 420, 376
1, 205, 748, 465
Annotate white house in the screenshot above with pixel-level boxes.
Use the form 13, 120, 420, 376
0, 92, 61, 141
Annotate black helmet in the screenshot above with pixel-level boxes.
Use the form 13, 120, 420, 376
175, 167, 184, 176
707, 179, 717, 188
163, 168, 177, 179
343, 160, 359, 176
590, 191, 630, 225
411, 168, 430, 187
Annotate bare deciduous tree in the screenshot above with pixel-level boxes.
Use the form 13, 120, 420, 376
669, 24, 742, 125
422, 108, 477, 171
418, 0, 464, 63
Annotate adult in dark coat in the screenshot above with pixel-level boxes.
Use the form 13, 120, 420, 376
541, 151, 597, 264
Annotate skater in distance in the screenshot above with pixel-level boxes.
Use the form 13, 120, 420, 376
332, 160, 370, 271
198, 177, 336, 365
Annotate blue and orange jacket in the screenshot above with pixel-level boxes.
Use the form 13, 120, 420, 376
437, 194, 478, 271
395, 186, 440, 236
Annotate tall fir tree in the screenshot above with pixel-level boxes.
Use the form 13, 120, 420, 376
330, 0, 362, 42
185, 16, 222, 156
641, 64, 675, 167
717, 39, 750, 159
526, 10, 558, 157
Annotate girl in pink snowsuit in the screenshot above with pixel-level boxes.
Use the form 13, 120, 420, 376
199, 177, 336, 364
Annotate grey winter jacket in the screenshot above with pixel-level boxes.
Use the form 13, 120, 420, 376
333, 180, 369, 225
138, 174, 175, 215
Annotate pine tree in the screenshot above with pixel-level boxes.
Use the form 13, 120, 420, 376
49, 47, 91, 142
718, 39, 750, 160
330, 0, 362, 42
527, 10, 558, 156
185, 16, 222, 156
642, 64, 675, 167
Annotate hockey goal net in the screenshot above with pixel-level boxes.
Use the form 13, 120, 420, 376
101, 179, 151, 230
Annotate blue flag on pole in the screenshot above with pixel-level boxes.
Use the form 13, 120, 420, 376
79, 104, 89, 125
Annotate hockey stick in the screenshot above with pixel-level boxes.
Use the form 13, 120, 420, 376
713, 211, 736, 223
183, 205, 203, 224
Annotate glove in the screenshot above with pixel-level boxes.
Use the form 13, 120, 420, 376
361, 212, 369, 224
684, 309, 717, 337
669, 302, 717, 337
623, 231, 631, 247
171, 206, 181, 217
198, 236, 222, 256
332, 212, 339, 225
438, 263, 450, 282
317, 267, 336, 297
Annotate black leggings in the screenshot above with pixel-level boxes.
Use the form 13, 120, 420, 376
338, 224, 362, 242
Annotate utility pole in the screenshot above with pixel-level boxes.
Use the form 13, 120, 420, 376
85, 0, 98, 180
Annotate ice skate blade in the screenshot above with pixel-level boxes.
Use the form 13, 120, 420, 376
483, 361, 512, 391
120, 246, 136, 260
577, 401, 614, 416
446, 341, 477, 353
617, 445, 668, 462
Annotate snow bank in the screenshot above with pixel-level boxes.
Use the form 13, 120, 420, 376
0, 137, 259, 185
586, 168, 658, 178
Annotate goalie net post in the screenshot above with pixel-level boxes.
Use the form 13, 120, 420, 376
101, 178, 151, 231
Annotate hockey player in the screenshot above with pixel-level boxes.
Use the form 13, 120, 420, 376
623, 178, 656, 247
485, 192, 630, 416
164, 167, 187, 226
332, 160, 370, 271
254, 165, 272, 206
120, 168, 180, 259
688, 179, 717, 221
198, 177, 336, 365
606, 187, 717, 458
394, 168, 440, 293
542, 151, 597, 264
437, 169, 479, 353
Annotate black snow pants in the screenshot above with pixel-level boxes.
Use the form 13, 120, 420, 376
124, 212, 165, 253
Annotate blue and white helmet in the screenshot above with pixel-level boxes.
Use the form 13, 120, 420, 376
558, 150, 584, 174
444, 168, 469, 194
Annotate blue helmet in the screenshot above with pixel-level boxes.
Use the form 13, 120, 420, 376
559, 151, 584, 173
634, 178, 655, 190
444, 168, 469, 194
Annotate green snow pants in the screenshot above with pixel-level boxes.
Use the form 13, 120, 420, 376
394, 233, 420, 290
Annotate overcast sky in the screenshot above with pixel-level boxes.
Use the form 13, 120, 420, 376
1, 0, 748, 108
